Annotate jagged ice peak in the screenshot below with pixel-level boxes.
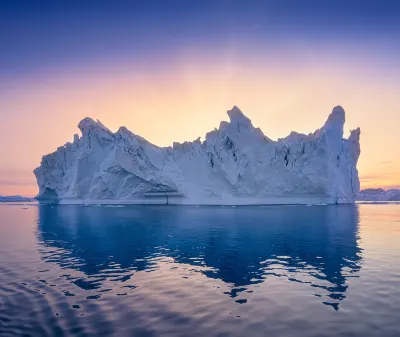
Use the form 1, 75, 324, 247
34, 105, 361, 205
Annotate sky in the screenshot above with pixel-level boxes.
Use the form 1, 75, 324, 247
1, 0, 400, 196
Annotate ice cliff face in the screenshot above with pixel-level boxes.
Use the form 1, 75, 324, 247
34, 106, 361, 204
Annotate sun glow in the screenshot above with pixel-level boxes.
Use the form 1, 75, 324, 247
1, 50, 400, 195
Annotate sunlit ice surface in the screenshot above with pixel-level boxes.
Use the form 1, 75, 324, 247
0, 204, 399, 336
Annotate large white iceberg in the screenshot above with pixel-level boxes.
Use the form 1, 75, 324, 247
34, 106, 361, 205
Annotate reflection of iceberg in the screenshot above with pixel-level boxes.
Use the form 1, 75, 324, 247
37, 204, 361, 310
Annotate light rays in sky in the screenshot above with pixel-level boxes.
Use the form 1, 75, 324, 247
1, 1, 399, 195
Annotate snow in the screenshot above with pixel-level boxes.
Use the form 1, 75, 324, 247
34, 106, 361, 205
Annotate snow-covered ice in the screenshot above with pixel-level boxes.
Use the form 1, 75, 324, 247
34, 106, 361, 205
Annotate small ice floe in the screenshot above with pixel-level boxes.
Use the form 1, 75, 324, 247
306, 203, 327, 206
104, 205, 125, 208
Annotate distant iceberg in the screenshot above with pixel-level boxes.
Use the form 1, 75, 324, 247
0, 195, 34, 202
34, 106, 361, 205
357, 188, 400, 201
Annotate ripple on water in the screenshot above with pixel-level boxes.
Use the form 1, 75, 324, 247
0, 204, 400, 336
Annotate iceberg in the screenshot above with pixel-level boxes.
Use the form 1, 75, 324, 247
34, 106, 361, 205
0, 195, 35, 202
357, 188, 400, 201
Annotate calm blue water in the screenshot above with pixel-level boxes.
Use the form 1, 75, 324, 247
0, 204, 399, 336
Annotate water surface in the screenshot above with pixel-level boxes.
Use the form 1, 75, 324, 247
0, 204, 399, 336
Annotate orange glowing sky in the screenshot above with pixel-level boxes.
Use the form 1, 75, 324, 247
1, 52, 399, 196
1, 1, 400, 196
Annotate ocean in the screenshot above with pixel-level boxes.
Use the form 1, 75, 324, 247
0, 203, 399, 336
